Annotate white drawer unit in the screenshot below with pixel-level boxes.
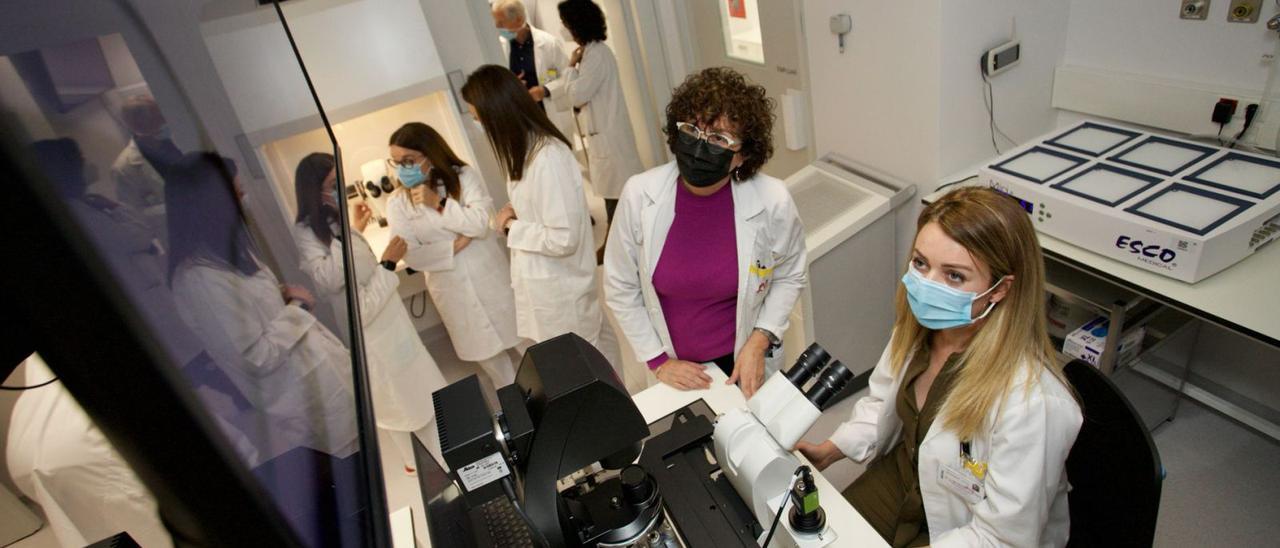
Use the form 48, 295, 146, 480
978, 121, 1280, 283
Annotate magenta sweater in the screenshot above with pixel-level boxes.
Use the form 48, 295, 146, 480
647, 180, 738, 370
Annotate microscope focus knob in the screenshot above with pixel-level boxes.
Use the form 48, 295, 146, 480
620, 465, 654, 505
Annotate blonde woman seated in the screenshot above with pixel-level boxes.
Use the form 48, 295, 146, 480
798, 187, 1082, 547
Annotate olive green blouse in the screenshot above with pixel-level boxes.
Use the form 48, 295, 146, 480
843, 346, 962, 548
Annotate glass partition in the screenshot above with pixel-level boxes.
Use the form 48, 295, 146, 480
0, 1, 386, 546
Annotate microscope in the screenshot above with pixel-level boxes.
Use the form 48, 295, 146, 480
432, 333, 676, 547
426, 335, 854, 548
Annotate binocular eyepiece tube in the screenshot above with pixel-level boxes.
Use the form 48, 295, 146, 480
785, 342, 831, 388
803, 360, 853, 409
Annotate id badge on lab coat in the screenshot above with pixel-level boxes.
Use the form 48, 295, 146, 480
939, 462, 986, 504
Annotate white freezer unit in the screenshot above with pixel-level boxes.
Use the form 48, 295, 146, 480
978, 121, 1280, 283
783, 155, 916, 384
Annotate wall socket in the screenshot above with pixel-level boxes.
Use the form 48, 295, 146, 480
1181, 0, 1210, 20
1228, 0, 1262, 23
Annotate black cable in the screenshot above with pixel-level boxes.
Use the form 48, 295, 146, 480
1218, 122, 1226, 146
761, 466, 807, 547
502, 476, 550, 548
1233, 103, 1260, 148
936, 175, 979, 193
981, 70, 1016, 155
0, 376, 58, 391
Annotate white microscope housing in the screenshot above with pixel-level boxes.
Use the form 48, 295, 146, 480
712, 344, 854, 547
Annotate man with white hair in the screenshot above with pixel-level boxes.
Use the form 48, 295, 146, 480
110, 95, 180, 236
492, 0, 574, 139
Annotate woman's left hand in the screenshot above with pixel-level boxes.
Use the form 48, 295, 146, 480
569, 46, 584, 67
728, 330, 770, 398
496, 203, 517, 232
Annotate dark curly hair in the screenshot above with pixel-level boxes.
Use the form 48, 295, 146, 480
665, 67, 775, 181
558, 0, 607, 43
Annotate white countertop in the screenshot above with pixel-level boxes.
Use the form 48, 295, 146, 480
631, 367, 887, 546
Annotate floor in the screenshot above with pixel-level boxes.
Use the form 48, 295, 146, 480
6, 337, 1279, 548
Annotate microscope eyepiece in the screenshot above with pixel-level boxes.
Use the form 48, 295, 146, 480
803, 360, 853, 409
784, 342, 831, 389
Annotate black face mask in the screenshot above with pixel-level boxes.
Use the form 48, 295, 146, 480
673, 133, 735, 187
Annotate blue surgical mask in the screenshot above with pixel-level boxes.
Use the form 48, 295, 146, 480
397, 163, 426, 188
902, 268, 1005, 330
498, 28, 517, 41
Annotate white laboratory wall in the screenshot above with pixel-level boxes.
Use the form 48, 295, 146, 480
937, 0, 1070, 178
1065, 0, 1272, 91
200, 0, 445, 137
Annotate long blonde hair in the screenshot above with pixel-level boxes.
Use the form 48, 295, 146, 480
888, 187, 1064, 441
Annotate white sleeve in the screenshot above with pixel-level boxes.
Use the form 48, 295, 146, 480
387, 192, 456, 271
753, 195, 807, 338
559, 45, 609, 110
293, 225, 344, 296
439, 169, 495, 238
603, 181, 667, 363
505, 146, 584, 257
829, 342, 897, 462
931, 391, 1083, 548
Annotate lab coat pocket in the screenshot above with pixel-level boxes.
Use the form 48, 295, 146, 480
746, 235, 775, 307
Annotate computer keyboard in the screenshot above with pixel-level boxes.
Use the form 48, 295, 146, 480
480, 497, 534, 547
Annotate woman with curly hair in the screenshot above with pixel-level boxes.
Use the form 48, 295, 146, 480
603, 67, 807, 397
555, 0, 642, 220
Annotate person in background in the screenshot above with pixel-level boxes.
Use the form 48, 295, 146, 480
603, 67, 806, 398
556, 0, 643, 223
167, 152, 358, 458
462, 65, 623, 374
493, 0, 574, 140
796, 187, 1082, 547
291, 152, 448, 474
384, 122, 521, 388
110, 95, 180, 233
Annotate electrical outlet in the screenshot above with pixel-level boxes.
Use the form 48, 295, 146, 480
1181, 0, 1210, 20
1228, 0, 1261, 22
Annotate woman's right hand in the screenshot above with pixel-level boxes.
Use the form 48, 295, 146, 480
795, 440, 844, 472
281, 284, 315, 309
381, 236, 408, 264
452, 235, 472, 254
353, 203, 372, 233
654, 359, 712, 391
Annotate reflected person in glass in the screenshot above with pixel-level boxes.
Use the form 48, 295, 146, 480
292, 152, 448, 474
167, 152, 358, 458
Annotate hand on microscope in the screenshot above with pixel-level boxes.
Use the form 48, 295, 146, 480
794, 439, 844, 472
655, 359, 712, 390
727, 331, 769, 398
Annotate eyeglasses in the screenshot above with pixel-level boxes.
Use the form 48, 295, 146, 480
386, 156, 424, 170
675, 122, 741, 152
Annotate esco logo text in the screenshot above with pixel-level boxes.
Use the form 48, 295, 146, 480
1115, 235, 1176, 263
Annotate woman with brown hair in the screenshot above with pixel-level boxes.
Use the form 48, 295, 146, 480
603, 67, 807, 398
797, 187, 1082, 547
461, 64, 616, 364
383, 122, 520, 387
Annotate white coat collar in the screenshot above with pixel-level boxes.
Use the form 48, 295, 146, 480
639, 161, 766, 221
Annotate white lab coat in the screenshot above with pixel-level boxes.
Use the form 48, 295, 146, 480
171, 258, 358, 457
830, 342, 1083, 547
500, 25, 575, 141
603, 162, 808, 378
291, 221, 445, 432
553, 40, 644, 199
506, 138, 603, 344
386, 167, 520, 361
106, 139, 166, 231
6, 356, 172, 548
